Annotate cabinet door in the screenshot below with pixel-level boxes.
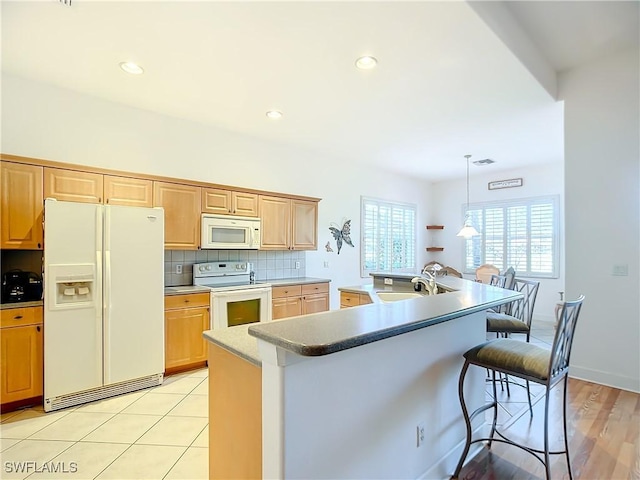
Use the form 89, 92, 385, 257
232, 192, 258, 217
165, 306, 209, 370
272, 297, 302, 320
0, 162, 44, 249
104, 175, 153, 207
259, 195, 291, 250
0, 323, 43, 404
154, 182, 201, 250
302, 293, 329, 315
291, 199, 318, 250
202, 188, 232, 215
44, 167, 103, 204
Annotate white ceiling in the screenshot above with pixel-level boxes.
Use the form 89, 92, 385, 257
1, 1, 637, 181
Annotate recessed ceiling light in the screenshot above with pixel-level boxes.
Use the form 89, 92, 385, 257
119, 62, 144, 75
266, 110, 283, 119
355, 56, 378, 70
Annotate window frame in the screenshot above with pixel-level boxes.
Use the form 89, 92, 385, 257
360, 196, 417, 278
461, 195, 560, 279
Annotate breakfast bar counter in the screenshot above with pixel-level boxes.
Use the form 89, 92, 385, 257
204, 276, 521, 479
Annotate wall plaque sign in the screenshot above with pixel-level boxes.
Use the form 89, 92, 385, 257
488, 178, 523, 190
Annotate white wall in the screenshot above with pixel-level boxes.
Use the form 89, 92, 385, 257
560, 48, 640, 393
1, 73, 431, 310
429, 162, 565, 322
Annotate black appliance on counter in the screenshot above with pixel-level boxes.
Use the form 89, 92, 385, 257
1, 270, 43, 303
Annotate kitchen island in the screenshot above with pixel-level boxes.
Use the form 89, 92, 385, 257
203, 276, 521, 479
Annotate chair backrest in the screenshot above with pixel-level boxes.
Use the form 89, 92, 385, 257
502, 266, 516, 290
509, 278, 540, 328
489, 274, 507, 288
442, 266, 463, 278
548, 295, 585, 384
475, 264, 500, 284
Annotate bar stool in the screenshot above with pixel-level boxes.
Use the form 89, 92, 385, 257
451, 295, 585, 480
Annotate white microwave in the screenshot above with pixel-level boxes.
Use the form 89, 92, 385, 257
201, 214, 261, 250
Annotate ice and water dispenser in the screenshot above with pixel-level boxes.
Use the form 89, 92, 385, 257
47, 264, 96, 309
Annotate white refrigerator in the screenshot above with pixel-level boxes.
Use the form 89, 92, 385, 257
44, 199, 165, 411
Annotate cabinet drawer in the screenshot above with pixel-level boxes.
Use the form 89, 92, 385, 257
0, 306, 43, 328
272, 285, 302, 299
164, 293, 210, 310
301, 282, 329, 296
339, 291, 360, 307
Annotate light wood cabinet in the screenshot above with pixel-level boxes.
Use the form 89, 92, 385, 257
164, 293, 210, 373
202, 188, 258, 217
44, 167, 103, 204
104, 175, 153, 207
340, 291, 373, 308
259, 195, 318, 250
0, 162, 44, 249
0, 306, 43, 405
272, 282, 329, 319
154, 182, 201, 250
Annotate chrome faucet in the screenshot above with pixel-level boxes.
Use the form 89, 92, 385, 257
411, 272, 438, 295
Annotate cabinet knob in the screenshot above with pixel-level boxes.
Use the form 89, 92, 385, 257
184, 299, 190, 303
38, 243, 42, 248
37, 326, 41, 332
14, 315, 23, 319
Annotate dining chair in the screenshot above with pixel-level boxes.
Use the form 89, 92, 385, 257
475, 264, 500, 284
452, 295, 585, 480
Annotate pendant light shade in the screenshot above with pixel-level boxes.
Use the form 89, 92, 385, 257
457, 154, 480, 238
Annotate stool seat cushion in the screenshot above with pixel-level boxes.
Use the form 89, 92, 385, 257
486, 312, 530, 333
464, 339, 551, 381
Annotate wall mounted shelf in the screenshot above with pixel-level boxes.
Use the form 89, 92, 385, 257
426, 225, 445, 252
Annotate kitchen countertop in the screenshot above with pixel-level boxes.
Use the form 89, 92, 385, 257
203, 324, 261, 367
0, 301, 43, 310
248, 276, 521, 357
165, 277, 330, 295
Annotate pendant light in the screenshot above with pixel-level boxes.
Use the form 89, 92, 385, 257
457, 154, 480, 238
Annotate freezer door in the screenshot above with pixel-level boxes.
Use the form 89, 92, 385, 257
103, 205, 164, 384
44, 199, 103, 399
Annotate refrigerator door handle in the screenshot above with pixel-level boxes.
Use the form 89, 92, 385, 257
103, 206, 111, 383
96, 205, 105, 385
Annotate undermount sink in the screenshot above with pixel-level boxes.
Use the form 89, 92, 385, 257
376, 292, 426, 302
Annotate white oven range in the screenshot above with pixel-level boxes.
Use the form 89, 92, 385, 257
193, 261, 272, 329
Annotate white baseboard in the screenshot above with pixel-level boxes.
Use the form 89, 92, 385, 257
418, 424, 486, 480
570, 366, 640, 394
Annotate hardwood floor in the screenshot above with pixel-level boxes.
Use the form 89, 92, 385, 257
458, 378, 640, 479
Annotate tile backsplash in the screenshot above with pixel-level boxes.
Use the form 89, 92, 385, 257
164, 250, 306, 286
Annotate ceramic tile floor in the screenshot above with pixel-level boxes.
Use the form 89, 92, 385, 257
0, 369, 208, 480
484, 319, 556, 426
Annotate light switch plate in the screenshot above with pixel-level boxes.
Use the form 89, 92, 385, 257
612, 264, 628, 276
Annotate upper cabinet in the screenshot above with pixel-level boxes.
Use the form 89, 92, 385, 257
154, 182, 201, 250
202, 188, 258, 217
0, 162, 44, 250
104, 175, 153, 207
44, 167, 103, 204
259, 195, 318, 250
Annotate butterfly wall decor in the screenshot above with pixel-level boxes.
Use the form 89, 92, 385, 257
329, 219, 354, 254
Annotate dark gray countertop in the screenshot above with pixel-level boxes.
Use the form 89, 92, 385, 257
0, 301, 43, 310
249, 277, 521, 357
203, 324, 261, 367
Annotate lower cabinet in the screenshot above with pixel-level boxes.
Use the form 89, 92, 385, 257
272, 282, 329, 320
340, 291, 373, 308
0, 306, 44, 407
164, 293, 210, 373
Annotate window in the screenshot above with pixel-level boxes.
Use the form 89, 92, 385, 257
361, 197, 416, 276
463, 196, 559, 278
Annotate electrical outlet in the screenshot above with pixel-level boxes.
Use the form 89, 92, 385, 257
175, 264, 183, 274
417, 422, 426, 448
324, 261, 329, 268
384, 278, 393, 285
295, 261, 301, 269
